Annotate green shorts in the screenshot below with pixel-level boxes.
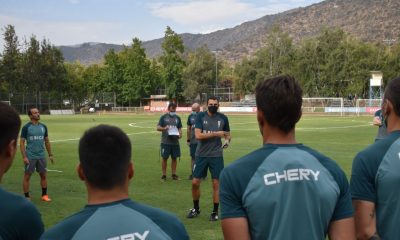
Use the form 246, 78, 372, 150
193, 156, 224, 179
25, 158, 47, 174
189, 144, 197, 158
161, 143, 181, 159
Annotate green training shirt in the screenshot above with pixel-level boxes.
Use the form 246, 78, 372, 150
220, 144, 353, 239
351, 130, 400, 240
41, 198, 189, 240
20, 122, 48, 159
158, 113, 182, 145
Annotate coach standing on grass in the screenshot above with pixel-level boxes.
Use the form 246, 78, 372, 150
21, 107, 54, 202
187, 96, 231, 221
157, 102, 182, 181
351, 76, 400, 240
219, 75, 355, 239
41, 124, 189, 239
0, 102, 44, 239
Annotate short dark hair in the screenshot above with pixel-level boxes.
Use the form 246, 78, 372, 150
255, 75, 302, 133
0, 102, 21, 154
79, 125, 131, 190
168, 102, 177, 110
207, 96, 219, 104
384, 76, 400, 116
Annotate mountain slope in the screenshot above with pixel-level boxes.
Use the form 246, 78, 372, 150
59, 0, 400, 65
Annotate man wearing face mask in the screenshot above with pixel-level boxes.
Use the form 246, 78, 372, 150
187, 96, 231, 221
351, 76, 400, 240
157, 102, 182, 181
187, 103, 201, 180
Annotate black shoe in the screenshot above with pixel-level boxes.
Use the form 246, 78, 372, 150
188, 175, 193, 180
187, 208, 200, 218
161, 175, 167, 181
172, 174, 180, 180
209, 212, 219, 221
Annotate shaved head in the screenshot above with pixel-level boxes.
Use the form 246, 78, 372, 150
192, 103, 200, 112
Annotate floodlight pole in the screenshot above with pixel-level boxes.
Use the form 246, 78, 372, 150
212, 50, 220, 97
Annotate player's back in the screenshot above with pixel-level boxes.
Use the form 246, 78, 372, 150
220, 144, 353, 239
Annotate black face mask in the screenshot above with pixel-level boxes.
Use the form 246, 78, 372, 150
208, 105, 218, 114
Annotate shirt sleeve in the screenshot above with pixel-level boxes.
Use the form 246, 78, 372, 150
331, 168, 354, 221
350, 152, 377, 203
195, 112, 203, 130
177, 116, 182, 129
158, 115, 165, 127
43, 124, 49, 138
219, 168, 247, 219
21, 124, 27, 139
187, 115, 191, 126
223, 115, 230, 132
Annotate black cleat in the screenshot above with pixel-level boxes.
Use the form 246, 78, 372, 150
161, 175, 167, 182
187, 208, 200, 218
209, 212, 219, 221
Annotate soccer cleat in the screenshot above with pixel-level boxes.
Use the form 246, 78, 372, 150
161, 175, 167, 182
209, 212, 219, 221
187, 208, 200, 218
41, 195, 52, 202
172, 174, 180, 180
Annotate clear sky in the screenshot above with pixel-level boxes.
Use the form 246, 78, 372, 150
0, 0, 323, 50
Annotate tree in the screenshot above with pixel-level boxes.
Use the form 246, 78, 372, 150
159, 26, 185, 101
120, 38, 153, 105
0, 25, 21, 97
182, 46, 215, 100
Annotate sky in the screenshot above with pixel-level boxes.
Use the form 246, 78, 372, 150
0, 0, 323, 51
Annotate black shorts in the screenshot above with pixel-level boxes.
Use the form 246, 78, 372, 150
161, 143, 181, 159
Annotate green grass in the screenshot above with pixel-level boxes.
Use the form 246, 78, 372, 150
2, 113, 376, 239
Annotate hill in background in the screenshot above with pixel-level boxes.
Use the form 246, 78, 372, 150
59, 0, 400, 65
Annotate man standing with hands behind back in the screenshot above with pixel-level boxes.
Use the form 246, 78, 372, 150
187, 102, 200, 180
20, 107, 54, 201
187, 96, 231, 221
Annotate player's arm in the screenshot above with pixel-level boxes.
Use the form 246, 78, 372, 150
352, 200, 378, 240
328, 217, 356, 240
195, 128, 225, 140
44, 136, 54, 163
372, 116, 381, 126
221, 217, 250, 240
157, 116, 168, 131
20, 137, 29, 164
178, 127, 182, 139
187, 125, 192, 144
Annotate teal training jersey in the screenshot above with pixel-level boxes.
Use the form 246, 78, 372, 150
158, 113, 182, 145
220, 144, 353, 240
187, 112, 198, 144
41, 198, 189, 240
0, 187, 44, 240
350, 130, 400, 240
20, 122, 48, 159
195, 111, 230, 157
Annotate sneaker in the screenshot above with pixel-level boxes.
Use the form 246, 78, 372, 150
172, 174, 180, 180
187, 208, 200, 218
188, 175, 193, 180
41, 195, 52, 202
209, 212, 219, 221
161, 175, 167, 182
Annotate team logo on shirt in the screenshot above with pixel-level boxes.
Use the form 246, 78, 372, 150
263, 168, 320, 186
218, 121, 221, 128
107, 230, 149, 240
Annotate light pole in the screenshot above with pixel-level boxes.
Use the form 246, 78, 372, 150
212, 50, 220, 97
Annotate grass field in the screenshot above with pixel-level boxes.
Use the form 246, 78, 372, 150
2, 113, 376, 239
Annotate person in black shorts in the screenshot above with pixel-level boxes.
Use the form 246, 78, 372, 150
157, 102, 182, 181
187, 97, 231, 221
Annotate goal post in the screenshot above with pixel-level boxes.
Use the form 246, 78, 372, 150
355, 99, 382, 116
302, 98, 345, 116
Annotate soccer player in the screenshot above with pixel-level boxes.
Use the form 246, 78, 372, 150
187, 102, 200, 180
219, 75, 355, 239
20, 107, 54, 201
373, 108, 388, 141
187, 96, 231, 221
157, 102, 183, 181
41, 125, 189, 239
0, 102, 44, 239
351, 76, 400, 240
